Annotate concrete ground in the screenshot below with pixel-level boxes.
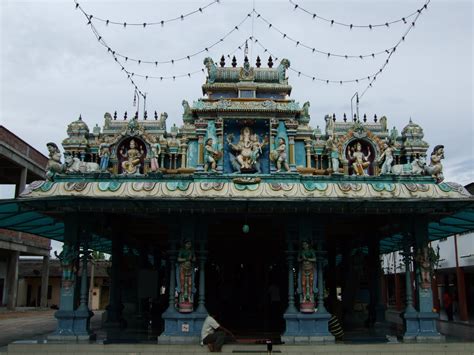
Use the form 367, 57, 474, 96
0, 309, 472, 354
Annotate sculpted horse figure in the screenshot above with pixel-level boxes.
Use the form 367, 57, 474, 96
63, 153, 100, 173
391, 156, 426, 176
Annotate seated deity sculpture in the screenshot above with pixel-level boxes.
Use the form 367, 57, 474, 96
120, 139, 143, 174
227, 127, 267, 173
348, 142, 371, 176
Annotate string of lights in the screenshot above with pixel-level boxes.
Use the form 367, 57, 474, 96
254, 8, 428, 59
250, 36, 382, 84
87, 22, 146, 98
289, 0, 429, 30
74, 0, 220, 27
249, 1, 428, 94
359, 1, 429, 98
76, 3, 252, 66
112, 38, 253, 81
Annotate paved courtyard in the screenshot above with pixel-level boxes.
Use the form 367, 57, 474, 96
0, 309, 472, 354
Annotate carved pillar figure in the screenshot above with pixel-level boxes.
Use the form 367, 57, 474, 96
50, 216, 79, 339
413, 220, 444, 340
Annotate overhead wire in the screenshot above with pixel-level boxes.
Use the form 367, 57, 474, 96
289, 0, 429, 30
75, 0, 220, 27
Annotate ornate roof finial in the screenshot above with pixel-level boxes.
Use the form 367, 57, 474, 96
231, 56, 237, 67
353, 114, 357, 122
332, 113, 336, 122
134, 111, 138, 119
78, 114, 82, 121
363, 114, 367, 122
244, 55, 249, 65
113, 111, 117, 120
256, 56, 261, 68
124, 111, 127, 120
268, 56, 273, 68
154, 111, 158, 120
343, 113, 347, 122
220, 55, 225, 67
144, 111, 148, 120
374, 114, 378, 122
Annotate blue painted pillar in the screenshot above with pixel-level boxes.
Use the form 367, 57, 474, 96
196, 233, 208, 314
413, 220, 444, 341
159, 220, 207, 344
402, 238, 419, 341
50, 216, 79, 340
282, 219, 334, 344
74, 241, 94, 339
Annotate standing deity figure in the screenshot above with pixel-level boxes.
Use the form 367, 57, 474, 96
426, 145, 444, 183
99, 143, 111, 172
416, 246, 434, 289
149, 143, 161, 172
46, 142, 63, 178
54, 244, 78, 290
176, 240, 196, 313
270, 137, 290, 172
377, 142, 394, 174
204, 138, 221, 172
326, 135, 340, 174
349, 142, 371, 176
120, 139, 143, 174
297, 240, 318, 313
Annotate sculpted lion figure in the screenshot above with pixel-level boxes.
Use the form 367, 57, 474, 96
63, 152, 99, 173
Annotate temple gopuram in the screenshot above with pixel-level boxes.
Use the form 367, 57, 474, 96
1, 56, 473, 345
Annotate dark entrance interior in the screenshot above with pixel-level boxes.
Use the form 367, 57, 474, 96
206, 216, 287, 338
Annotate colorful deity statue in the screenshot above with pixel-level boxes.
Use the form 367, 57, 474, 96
46, 142, 63, 178
425, 145, 444, 183
349, 142, 371, 176
377, 142, 394, 175
204, 138, 222, 173
54, 244, 78, 290
176, 240, 196, 313
270, 137, 290, 172
326, 135, 340, 174
99, 143, 111, 172
416, 245, 439, 289
120, 139, 143, 174
297, 240, 318, 313
227, 127, 267, 173
149, 142, 161, 172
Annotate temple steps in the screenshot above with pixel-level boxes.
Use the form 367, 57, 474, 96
6, 341, 474, 354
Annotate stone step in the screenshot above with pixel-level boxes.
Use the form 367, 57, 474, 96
7, 341, 474, 354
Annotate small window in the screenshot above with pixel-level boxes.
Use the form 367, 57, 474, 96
239, 90, 255, 98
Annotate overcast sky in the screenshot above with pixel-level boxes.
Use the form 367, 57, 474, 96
1, 0, 473, 185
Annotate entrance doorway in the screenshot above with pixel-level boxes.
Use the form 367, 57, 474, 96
205, 217, 287, 338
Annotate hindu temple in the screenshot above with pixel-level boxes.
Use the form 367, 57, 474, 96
1, 55, 473, 345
